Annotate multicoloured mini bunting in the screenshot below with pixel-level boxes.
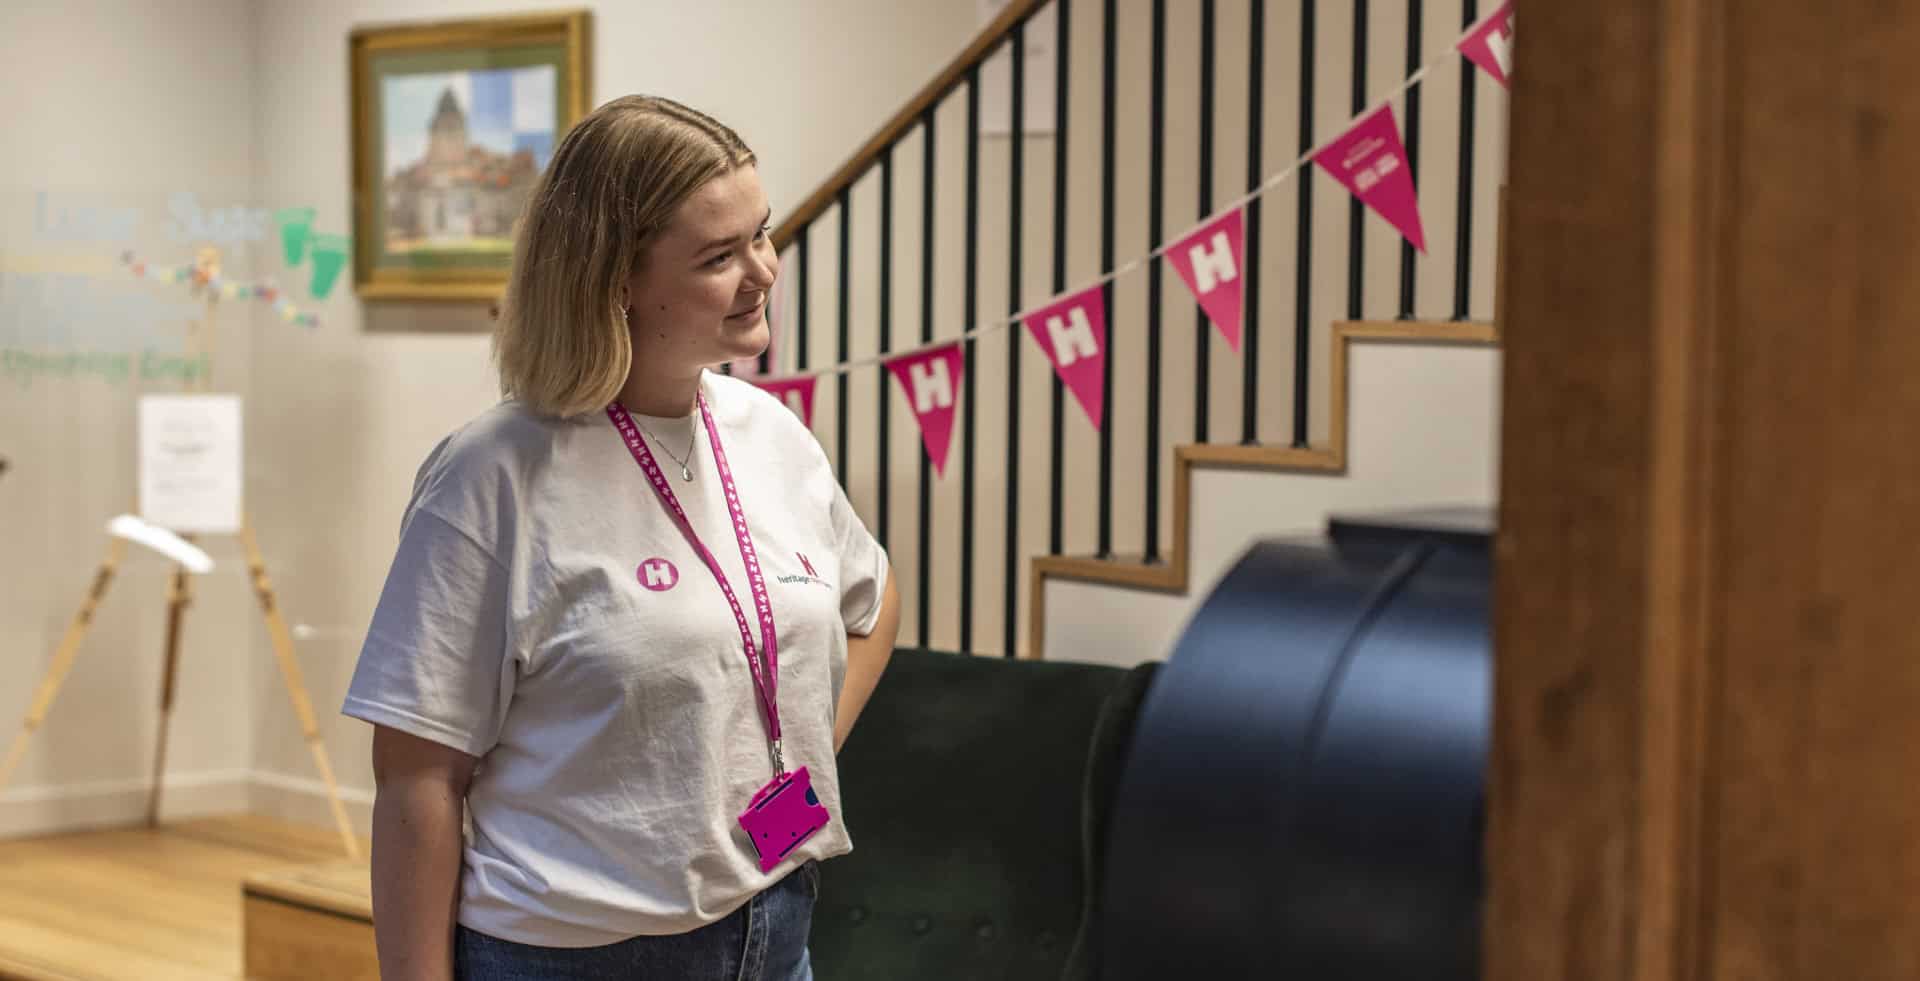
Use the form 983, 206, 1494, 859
1313, 105, 1427, 253
119, 251, 320, 328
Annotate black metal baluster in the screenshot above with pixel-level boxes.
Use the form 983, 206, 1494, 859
1098, 0, 1116, 558
1453, 0, 1478, 321
1005, 22, 1026, 658
796, 226, 809, 385
961, 68, 981, 655
835, 188, 851, 489
878, 150, 893, 552
1348, 0, 1368, 322
756, 249, 771, 376
1196, 0, 1215, 444
1399, 0, 1423, 319
1291, 0, 1315, 449
918, 106, 936, 652
1050, 0, 1071, 556
1145, 0, 1165, 563
1242, 0, 1265, 446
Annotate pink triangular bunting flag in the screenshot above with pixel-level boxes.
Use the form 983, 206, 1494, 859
1021, 286, 1108, 430
1313, 105, 1427, 253
885, 343, 966, 476
1458, 1, 1514, 89
754, 376, 818, 428
1165, 209, 1247, 353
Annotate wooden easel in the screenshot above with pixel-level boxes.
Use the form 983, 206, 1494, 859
0, 248, 359, 859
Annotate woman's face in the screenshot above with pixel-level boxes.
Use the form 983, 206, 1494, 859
625, 165, 778, 376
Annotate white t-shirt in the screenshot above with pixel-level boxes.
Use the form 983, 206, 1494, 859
341, 371, 888, 947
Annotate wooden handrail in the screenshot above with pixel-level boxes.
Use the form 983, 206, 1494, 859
769, 0, 1051, 250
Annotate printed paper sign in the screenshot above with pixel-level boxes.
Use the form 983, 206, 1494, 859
1313, 105, 1427, 253
755, 376, 818, 428
139, 394, 243, 534
885, 343, 965, 476
1459, 2, 1515, 89
1165, 209, 1247, 353
1020, 286, 1108, 430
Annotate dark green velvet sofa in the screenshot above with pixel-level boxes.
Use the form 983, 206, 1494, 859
812, 649, 1159, 981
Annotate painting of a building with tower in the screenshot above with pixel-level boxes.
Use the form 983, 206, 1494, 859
380, 66, 556, 254
350, 11, 587, 298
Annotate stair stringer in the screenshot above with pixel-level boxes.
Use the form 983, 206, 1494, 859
1027, 320, 1502, 663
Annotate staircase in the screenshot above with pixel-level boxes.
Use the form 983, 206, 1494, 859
764, 0, 1509, 658
1032, 319, 1499, 664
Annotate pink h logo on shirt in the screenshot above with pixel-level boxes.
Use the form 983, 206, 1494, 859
797, 553, 818, 579
638, 558, 680, 592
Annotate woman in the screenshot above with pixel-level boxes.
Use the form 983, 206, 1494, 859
343, 95, 901, 981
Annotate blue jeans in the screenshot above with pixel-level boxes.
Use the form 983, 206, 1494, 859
455, 861, 819, 980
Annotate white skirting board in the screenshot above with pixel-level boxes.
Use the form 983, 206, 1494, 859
0, 770, 372, 840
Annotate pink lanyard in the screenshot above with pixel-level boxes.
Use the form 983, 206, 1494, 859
607, 396, 785, 774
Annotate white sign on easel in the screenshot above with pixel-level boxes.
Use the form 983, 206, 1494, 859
139, 394, 242, 534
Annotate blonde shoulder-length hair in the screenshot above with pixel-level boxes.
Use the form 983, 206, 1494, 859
493, 95, 756, 418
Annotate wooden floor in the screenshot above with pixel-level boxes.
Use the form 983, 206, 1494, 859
0, 815, 369, 981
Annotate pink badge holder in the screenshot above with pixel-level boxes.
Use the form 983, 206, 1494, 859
738, 765, 831, 873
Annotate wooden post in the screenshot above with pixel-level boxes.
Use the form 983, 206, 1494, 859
1489, 1, 1920, 979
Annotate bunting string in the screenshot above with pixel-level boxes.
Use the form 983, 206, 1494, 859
767, 3, 1504, 385
751, 0, 1512, 471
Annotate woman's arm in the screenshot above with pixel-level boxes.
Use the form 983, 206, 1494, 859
835, 566, 902, 752
369, 726, 478, 981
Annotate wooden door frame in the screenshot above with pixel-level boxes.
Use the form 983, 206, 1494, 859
1490, 1, 1920, 979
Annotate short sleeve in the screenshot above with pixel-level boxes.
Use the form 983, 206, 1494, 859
341, 507, 515, 758
830, 479, 889, 636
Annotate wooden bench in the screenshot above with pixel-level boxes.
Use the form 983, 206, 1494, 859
241, 860, 376, 981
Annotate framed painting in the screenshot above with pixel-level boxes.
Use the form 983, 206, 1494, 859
349, 10, 591, 301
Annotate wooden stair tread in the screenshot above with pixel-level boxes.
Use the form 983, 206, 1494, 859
1176, 443, 1343, 470
1034, 554, 1183, 591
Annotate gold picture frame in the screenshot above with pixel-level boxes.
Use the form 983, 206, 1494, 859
349, 10, 591, 301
